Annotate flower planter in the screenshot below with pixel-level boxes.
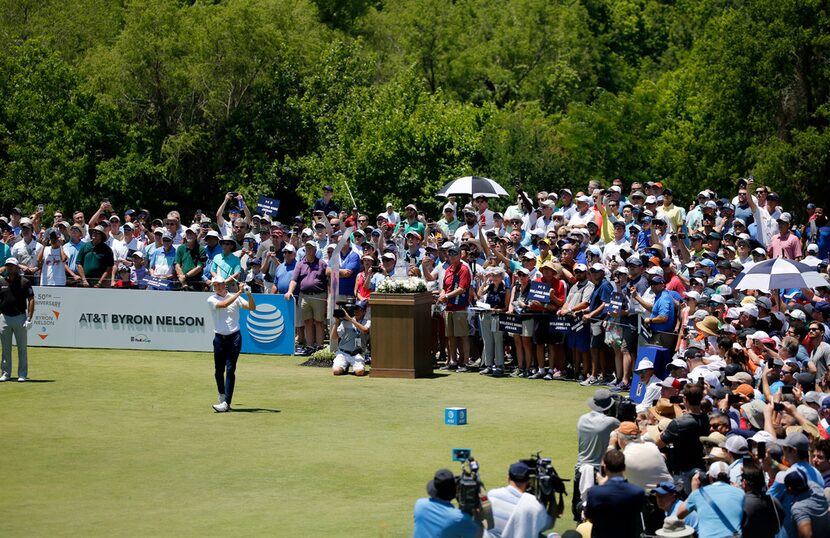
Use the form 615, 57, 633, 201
368, 292, 434, 378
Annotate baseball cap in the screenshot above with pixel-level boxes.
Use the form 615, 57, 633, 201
508, 462, 530, 482
282, 244, 296, 253
304, 240, 317, 249
589, 263, 605, 273
162, 231, 174, 241
707, 461, 729, 479
3, 257, 19, 266
779, 432, 809, 452
653, 481, 677, 495
573, 263, 587, 272
131, 251, 145, 259
669, 357, 688, 369
205, 230, 221, 240
618, 421, 640, 436
725, 435, 749, 455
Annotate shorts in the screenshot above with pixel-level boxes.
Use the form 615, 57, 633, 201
445, 311, 470, 337
521, 318, 534, 338
300, 293, 326, 322
621, 325, 637, 353
333, 352, 365, 372
590, 332, 607, 349
294, 300, 303, 329
566, 324, 590, 353
533, 315, 564, 345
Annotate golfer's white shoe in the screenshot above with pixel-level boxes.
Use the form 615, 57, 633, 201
212, 401, 229, 413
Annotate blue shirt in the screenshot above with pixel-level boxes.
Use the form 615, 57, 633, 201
769, 462, 824, 538
275, 260, 296, 294
590, 278, 613, 318
651, 289, 676, 333
202, 243, 223, 280
337, 249, 362, 296
412, 497, 480, 538
685, 482, 745, 538
62, 240, 83, 272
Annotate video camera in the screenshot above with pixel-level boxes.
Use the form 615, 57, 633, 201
333, 298, 356, 319
519, 452, 569, 516
451, 449, 494, 529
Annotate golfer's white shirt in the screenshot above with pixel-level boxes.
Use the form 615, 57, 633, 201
208, 293, 248, 335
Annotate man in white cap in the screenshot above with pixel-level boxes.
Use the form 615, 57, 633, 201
0, 257, 35, 382
677, 460, 745, 537
633, 359, 662, 413
568, 195, 595, 228
207, 277, 255, 412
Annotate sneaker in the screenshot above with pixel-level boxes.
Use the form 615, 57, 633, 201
0, 373, 9, 382
529, 371, 546, 380
479, 367, 492, 375
590, 376, 604, 385
618, 382, 630, 392
579, 375, 596, 386
440, 362, 458, 371
468, 358, 482, 369
510, 368, 522, 378
551, 369, 564, 380
543, 372, 553, 381
491, 367, 504, 378
212, 401, 229, 413
603, 375, 617, 386
17, 377, 27, 383
456, 366, 469, 373
519, 369, 529, 378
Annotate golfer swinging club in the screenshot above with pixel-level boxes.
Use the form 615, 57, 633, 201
207, 276, 256, 412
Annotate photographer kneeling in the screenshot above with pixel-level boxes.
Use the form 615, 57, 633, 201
331, 300, 370, 376
488, 461, 554, 538
413, 469, 483, 538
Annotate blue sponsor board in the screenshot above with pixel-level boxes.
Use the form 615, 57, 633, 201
239, 294, 295, 355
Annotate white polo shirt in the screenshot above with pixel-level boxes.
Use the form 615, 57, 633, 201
207, 293, 249, 335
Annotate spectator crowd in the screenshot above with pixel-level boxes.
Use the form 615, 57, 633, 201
3, 177, 830, 536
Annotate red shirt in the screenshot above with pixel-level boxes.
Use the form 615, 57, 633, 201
443, 261, 471, 311
666, 274, 686, 298
528, 276, 566, 312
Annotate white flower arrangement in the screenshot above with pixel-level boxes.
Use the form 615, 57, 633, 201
376, 276, 428, 294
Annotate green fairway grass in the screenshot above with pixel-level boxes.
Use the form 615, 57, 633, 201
0, 348, 596, 537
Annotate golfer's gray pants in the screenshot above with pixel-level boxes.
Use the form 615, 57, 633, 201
480, 312, 504, 367
1, 313, 28, 378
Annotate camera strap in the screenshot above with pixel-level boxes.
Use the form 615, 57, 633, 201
698, 486, 740, 537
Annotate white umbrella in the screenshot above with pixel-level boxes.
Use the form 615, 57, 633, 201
436, 176, 508, 198
732, 258, 828, 290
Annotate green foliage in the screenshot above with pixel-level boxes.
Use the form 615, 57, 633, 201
0, 42, 121, 215
0, 0, 828, 219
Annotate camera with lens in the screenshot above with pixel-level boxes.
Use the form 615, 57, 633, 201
451, 450, 494, 529
519, 452, 569, 516
333, 298, 356, 319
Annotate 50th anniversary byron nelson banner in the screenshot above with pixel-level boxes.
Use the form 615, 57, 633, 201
31, 287, 294, 355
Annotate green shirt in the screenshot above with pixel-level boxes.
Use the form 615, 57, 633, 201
175, 243, 205, 275
77, 241, 115, 280
394, 219, 426, 239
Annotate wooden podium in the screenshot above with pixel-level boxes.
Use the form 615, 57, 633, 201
369, 292, 434, 378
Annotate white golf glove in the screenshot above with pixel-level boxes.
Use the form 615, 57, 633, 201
242, 284, 252, 294
23, 320, 32, 330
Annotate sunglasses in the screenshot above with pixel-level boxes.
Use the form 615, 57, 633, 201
809, 327, 822, 332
